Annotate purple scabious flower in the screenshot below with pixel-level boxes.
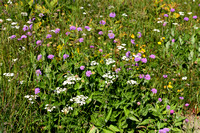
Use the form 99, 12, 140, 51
86, 70, 92, 77
99, 49, 103, 52
36, 69, 42, 76
115, 68, 121, 73
151, 88, 157, 94
179, 97, 184, 100
23, 25, 29, 31
80, 66, 85, 70
141, 58, 147, 63
21, 35, 27, 39
172, 39, 175, 42
37, 54, 42, 61
184, 17, 189, 21
131, 39, 135, 44
70, 26, 76, 30
137, 53, 142, 57
65, 32, 70, 36
26, 32, 32, 36
113, 40, 117, 43
55, 28, 60, 34
109, 12, 116, 18
47, 54, 54, 59
77, 27, 82, 31
108, 33, 115, 39
163, 22, 167, 26
63, 54, 69, 60
36, 40, 42, 45
46, 34, 52, 39
139, 74, 144, 79
10, 35, 16, 39
126, 51, 131, 58
29, 24, 33, 30
166, 105, 170, 110
79, 38, 84, 43
108, 30, 113, 33
135, 63, 139, 66
164, 14, 169, 17
158, 98, 162, 102
144, 74, 151, 80
185, 103, 189, 107
98, 31, 103, 35
185, 119, 189, 123
35, 88, 40, 94
193, 16, 197, 19
137, 32, 142, 38
159, 128, 170, 133
170, 110, 174, 114
99, 20, 106, 25
149, 54, 156, 59
85, 26, 90, 30
39, 13, 44, 17
170, 8, 175, 12
90, 45, 94, 48
163, 75, 168, 78
18, 38, 22, 41
134, 57, 141, 62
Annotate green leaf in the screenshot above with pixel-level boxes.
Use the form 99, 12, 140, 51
139, 119, 155, 126
171, 128, 182, 132
102, 129, 113, 133
105, 108, 112, 122
108, 125, 120, 132
175, 122, 183, 127
89, 125, 99, 133
128, 115, 139, 122
124, 107, 130, 117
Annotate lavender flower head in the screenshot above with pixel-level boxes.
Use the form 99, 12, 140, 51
166, 105, 170, 110
108, 33, 115, 39
170, 8, 175, 12
137, 32, 142, 38
46, 34, 52, 39
98, 31, 103, 35
86, 70, 92, 77
37, 54, 42, 61
80, 66, 85, 70
70, 26, 76, 30
144, 74, 151, 80
36, 69, 42, 76
164, 14, 169, 17
77, 27, 82, 31
184, 17, 189, 21
23, 25, 29, 31
109, 12, 116, 18
126, 51, 131, 58
79, 38, 84, 43
63, 54, 69, 60
99, 20, 106, 25
10, 35, 16, 39
21, 35, 27, 39
151, 88, 157, 94
193, 16, 197, 19
139, 74, 144, 79
158, 98, 162, 102
141, 58, 147, 63
159, 128, 170, 133
47, 54, 54, 59
66, 32, 70, 36
55, 28, 60, 34
131, 39, 135, 44
163, 75, 168, 78
149, 54, 156, 59
185, 103, 189, 107
36, 40, 42, 45
35, 88, 40, 94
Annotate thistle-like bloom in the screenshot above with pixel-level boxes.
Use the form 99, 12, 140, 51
179, 97, 184, 100
36, 40, 42, 45
65, 32, 70, 36
77, 27, 82, 31
139, 74, 144, 79
86, 71, 92, 77
149, 54, 156, 59
39, 13, 44, 17
46, 34, 52, 39
99, 20, 106, 25
151, 88, 157, 94
170, 8, 175, 12
164, 14, 169, 17
172, 39, 175, 42
98, 31, 103, 35
80, 66, 85, 70
126, 51, 131, 58
141, 58, 147, 63
55, 28, 60, 34
37, 54, 42, 61
47, 54, 54, 59
134, 57, 141, 62
70, 26, 76, 30
184, 17, 189, 21
10, 35, 16, 39
144, 74, 151, 80
109, 12, 116, 18
63, 54, 69, 60
35, 88, 40, 94
170, 110, 174, 114
26, 32, 32, 36
163, 75, 168, 78
79, 38, 84, 43
108, 33, 115, 39
166, 105, 170, 110
131, 39, 135, 44
36, 69, 42, 76
23, 25, 29, 31
158, 98, 162, 102
159, 128, 170, 133
193, 16, 197, 19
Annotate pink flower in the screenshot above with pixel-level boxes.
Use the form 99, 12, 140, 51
170, 110, 174, 114
35, 88, 40, 94
185, 103, 189, 107
151, 88, 157, 94
109, 12, 116, 18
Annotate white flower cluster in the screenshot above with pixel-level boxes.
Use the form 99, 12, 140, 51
91, 61, 99, 66
127, 80, 138, 85
182, 76, 187, 80
24, 95, 38, 104
63, 75, 81, 85
21, 12, 28, 16
117, 43, 127, 50
122, 13, 128, 17
122, 56, 130, 61
70, 95, 88, 106
54, 87, 67, 94
45, 104, 56, 112
105, 58, 115, 65
102, 71, 118, 84
3, 73, 14, 77
153, 29, 160, 32
61, 105, 73, 114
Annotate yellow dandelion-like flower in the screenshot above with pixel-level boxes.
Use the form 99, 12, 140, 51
167, 84, 173, 89
136, 44, 138, 47
131, 34, 135, 39
77, 48, 80, 53
177, 90, 181, 92
162, 37, 165, 40
141, 48, 146, 53
173, 13, 180, 19
169, 82, 172, 85
142, 55, 146, 57
100, 60, 104, 64
158, 42, 162, 45
164, 86, 167, 89
136, 68, 139, 70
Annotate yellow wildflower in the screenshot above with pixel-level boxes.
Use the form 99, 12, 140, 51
167, 84, 173, 89
136, 44, 138, 47
92, 72, 95, 74
131, 34, 135, 39
158, 42, 162, 45
162, 37, 165, 40
100, 60, 104, 64
142, 55, 146, 57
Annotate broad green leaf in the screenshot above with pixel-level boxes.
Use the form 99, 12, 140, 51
124, 107, 130, 117
139, 119, 155, 126
108, 125, 120, 132
128, 115, 139, 122
102, 129, 113, 133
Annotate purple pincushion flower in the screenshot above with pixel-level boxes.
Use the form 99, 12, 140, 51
158, 98, 162, 102
70, 26, 76, 30
170, 110, 174, 114
159, 128, 170, 133
179, 97, 184, 100
99, 20, 106, 25
35, 88, 40, 94
164, 14, 169, 17
86, 70, 92, 77
166, 105, 170, 110
79, 38, 84, 43
163, 75, 168, 78
108, 33, 115, 39
170, 8, 175, 12
77, 27, 82, 31
139, 74, 144, 79
151, 88, 157, 94
144, 74, 151, 80
98, 31, 103, 35
185, 119, 189, 123
109, 12, 116, 18
63, 54, 69, 60
184, 17, 189, 21
36, 40, 42, 45
65, 32, 70, 36
46, 34, 52, 39
141, 58, 147, 63
10, 35, 16, 39
134, 57, 141, 62
37, 54, 42, 61
80, 66, 85, 70
126, 51, 131, 58
85, 26, 90, 30
90, 45, 94, 48
47, 54, 54, 59
115, 68, 121, 73
172, 39, 175, 42
23, 25, 29, 31
26, 32, 32, 36
185, 103, 189, 107
131, 39, 135, 44
36, 69, 42, 76
193, 16, 197, 19
55, 28, 60, 34
149, 54, 156, 59
21, 35, 27, 39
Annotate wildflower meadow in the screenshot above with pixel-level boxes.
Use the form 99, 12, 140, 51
0, 0, 200, 132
